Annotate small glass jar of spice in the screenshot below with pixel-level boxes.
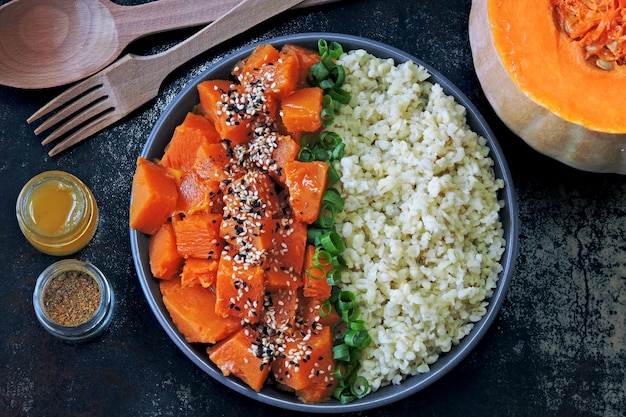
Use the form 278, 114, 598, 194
33, 259, 114, 341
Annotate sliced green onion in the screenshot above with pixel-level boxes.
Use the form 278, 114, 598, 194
300, 132, 317, 148
337, 390, 356, 404
297, 147, 314, 162
320, 230, 346, 255
332, 142, 345, 160
307, 227, 324, 246
333, 359, 351, 379
328, 86, 351, 104
321, 188, 344, 211
349, 376, 370, 398
332, 343, 350, 361
355, 333, 372, 351
349, 348, 362, 364
299, 46, 374, 401
318, 201, 339, 224
327, 41, 344, 59
329, 65, 346, 87
318, 78, 336, 90
341, 305, 360, 322
318, 40, 343, 61
331, 319, 346, 342
305, 265, 326, 281
321, 98, 335, 127
327, 164, 340, 184
315, 205, 335, 228
337, 291, 356, 311
313, 146, 329, 161
349, 320, 367, 331
326, 269, 341, 286
319, 299, 332, 318
319, 131, 342, 149
317, 39, 329, 55
308, 61, 330, 82
313, 247, 331, 266
331, 254, 347, 271
345, 329, 369, 348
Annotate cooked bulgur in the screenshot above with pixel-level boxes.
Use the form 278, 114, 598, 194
332, 49, 506, 391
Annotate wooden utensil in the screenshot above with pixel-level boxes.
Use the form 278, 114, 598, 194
0, 0, 335, 89
27, 0, 305, 156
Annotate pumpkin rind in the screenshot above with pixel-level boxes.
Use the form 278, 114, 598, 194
468, 0, 626, 174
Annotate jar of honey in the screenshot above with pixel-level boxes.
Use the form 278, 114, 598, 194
16, 171, 99, 256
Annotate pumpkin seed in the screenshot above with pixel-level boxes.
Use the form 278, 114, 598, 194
596, 59, 613, 70
564, 20, 573, 35
607, 41, 618, 54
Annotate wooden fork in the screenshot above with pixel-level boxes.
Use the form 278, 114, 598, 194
28, 0, 304, 156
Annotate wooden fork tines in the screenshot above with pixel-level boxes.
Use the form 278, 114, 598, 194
28, 0, 305, 156
28, 59, 138, 156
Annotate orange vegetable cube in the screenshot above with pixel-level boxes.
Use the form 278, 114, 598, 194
284, 160, 329, 224
265, 267, 301, 292
265, 218, 307, 290
172, 212, 224, 259
250, 52, 300, 99
197, 80, 254, 145
271, 326, 335, 392
296, 371, 338, 404
160, 277, 241, 344
279, 87, 323, 133
233, 44, 281, 80
175, 171, 223, 215
129, 157, 178, 235
148, 222, 183, 280
298, 295, 341, 329
271, 134, 301, 185
246, 133, 300, 185
261, 287, 298, 334
208, 326, 272, 392
160, 112, 221, 171
235, 46, 300, 99
223, 170, 281, 218
180, 257, 219, 288
267, 52, 300, 98
214, 247, 265, 323
281, 44, 322, 88
302, 245, 333, 300
220, 213, 274, 253
192, 142, 233, 183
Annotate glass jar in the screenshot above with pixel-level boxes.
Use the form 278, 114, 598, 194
33, 259, 114, 342
16, 170, 99, 256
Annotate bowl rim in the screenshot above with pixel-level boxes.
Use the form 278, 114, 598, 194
130, 32, 519, 413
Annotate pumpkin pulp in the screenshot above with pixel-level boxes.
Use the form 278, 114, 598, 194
552, 0, 626, 69
489, 0, 626, 133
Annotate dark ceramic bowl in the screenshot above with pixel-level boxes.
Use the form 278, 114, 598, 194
130, 33, 518, 413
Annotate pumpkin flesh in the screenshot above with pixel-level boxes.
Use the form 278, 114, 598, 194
469, 0, 626, 174
489, 0, 626, 133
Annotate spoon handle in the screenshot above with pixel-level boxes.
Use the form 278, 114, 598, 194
131, 0, 305, 83
114, 0, 340, 42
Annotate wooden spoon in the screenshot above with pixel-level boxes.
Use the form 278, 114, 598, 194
0, 0, 336, 89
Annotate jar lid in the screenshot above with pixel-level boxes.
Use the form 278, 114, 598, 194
33, 259, 114, 342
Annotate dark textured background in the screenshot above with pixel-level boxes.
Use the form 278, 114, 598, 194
1, 1, 625, 416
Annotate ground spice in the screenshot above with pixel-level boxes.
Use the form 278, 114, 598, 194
43, 270, 101, 326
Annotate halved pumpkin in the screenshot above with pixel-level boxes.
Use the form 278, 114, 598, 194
469, 0, 626, 174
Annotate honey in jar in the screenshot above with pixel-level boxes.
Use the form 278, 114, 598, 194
16, 171, 99, 256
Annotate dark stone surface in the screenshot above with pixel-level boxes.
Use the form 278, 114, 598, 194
1, 1, 625, 416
